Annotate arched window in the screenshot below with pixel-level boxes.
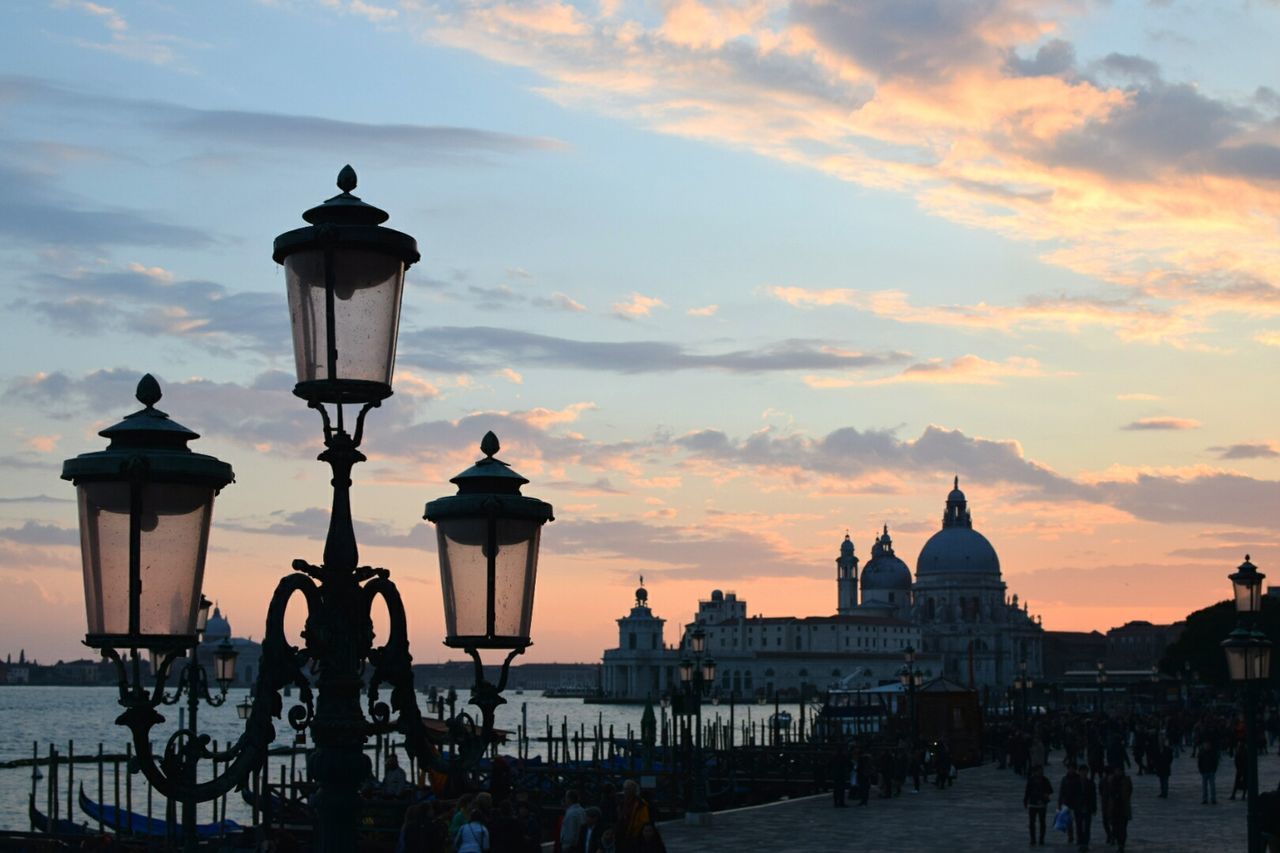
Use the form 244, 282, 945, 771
629, 634, 636, 650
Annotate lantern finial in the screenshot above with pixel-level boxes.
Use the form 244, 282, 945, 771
337, 165, 357, 194
136, 374, 162, 409
480, 431, 500, 459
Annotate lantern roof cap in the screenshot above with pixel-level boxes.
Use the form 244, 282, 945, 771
97, 374, 200, 445
449, 431, 530, 494
424, 432, 553, 523
61, 374, 234, 487
302, 165, 390, 227
1230, 554, 1264, 584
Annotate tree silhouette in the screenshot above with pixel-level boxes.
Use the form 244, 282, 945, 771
1160, 597, 1279, 688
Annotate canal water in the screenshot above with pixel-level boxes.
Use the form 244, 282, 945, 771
0, 686, 797, 832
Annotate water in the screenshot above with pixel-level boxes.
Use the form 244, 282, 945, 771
0, 687, 699, 832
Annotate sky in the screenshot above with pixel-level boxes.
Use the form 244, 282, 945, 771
2, 0, 1279, 665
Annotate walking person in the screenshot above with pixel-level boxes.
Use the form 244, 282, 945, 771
559, 790, 587, 853
1198, 739, 1219, 805
1024, 765, 1053, 846
1154, 738, 1173, 799
830, 744, 851, 807
1102, 765, 1133, 853
1058, 763, 1083, 848
1230, 743, 1247, 801
1076, 764, 1097, 852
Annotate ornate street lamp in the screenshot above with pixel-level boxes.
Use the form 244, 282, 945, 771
63, 168, 551, 853
680, 626, 713, 823
1221, 556, 1273, 853
425, 431, 553, 738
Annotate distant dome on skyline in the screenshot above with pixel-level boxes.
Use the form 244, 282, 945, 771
861, 525, 912, 591
915, 479, 1001, 580
204, 605, 231, 641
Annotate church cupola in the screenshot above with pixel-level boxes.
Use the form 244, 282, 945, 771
942, 476, 972, 529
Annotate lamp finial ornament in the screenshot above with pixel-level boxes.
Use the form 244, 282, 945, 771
136, 374, 162, 408
480, 431, 500, 459
337, 165, 357, 194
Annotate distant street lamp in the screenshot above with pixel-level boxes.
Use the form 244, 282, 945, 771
679, 626, 716, 823
1221, 556, 1273, 853
62, 168, 553, 853
899, 645, 923, 744
1013, 658, 1033, 727
1095, 661, 1107, 713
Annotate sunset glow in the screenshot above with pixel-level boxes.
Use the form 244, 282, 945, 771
2, 0, 1278, 664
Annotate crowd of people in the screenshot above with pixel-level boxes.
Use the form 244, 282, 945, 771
995, 706, 1280, 851
393, 776, 667, 853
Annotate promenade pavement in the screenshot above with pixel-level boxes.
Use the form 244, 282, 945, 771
658, 749, 1280, 852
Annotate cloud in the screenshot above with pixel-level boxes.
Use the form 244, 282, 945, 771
1117, 392, 1159, 401
220, 507, 433, 550
0, 495, 74, 505
56, 0, 191, 67
1209, 442, 1280, 460
0, 75, 564, 167
0, 521, 79, 548
548, 516, 806, 580
807, 354, 1060, 387
0, 162, 213, 250
1121, 417, 1201, 431
394, 2, 1280, 348
541, 292, 587, 312
766, 285, 1197, 344
687, 304, 719, 317
15, 267, 288, 353
612, 293, 667, 319
398, 326, 909, 375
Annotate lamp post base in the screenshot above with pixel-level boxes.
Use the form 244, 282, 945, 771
684, 810, 713, 826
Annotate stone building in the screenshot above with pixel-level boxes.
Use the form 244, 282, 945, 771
597, 478, 1044, 700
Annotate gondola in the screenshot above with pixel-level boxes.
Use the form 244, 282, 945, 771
78, 784, 243, 837
28, 793, 93, 836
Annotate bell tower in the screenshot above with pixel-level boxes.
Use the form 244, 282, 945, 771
837, 533, 859, 614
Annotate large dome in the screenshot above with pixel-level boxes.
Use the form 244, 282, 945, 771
916, 527, 1001, 577
915, 478, 1002, 579
861, 526, 912, 591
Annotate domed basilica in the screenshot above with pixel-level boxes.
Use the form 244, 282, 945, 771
601, 479, 1044, 701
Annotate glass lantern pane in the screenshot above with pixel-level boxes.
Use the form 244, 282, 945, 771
493, 519, 539, 640
1234, 581, 1260, 613
1256, 645, 1272, 681
1225, 645, 1247, 681
138, 483, 215, 639
78, 482, 132, 638
436, 519, 490, 639
215, 648, 237, 684
284, 249, 406, 388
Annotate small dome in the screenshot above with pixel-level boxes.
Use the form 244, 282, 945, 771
861, 525, 912, 591
204, 606, 231, 642
948, 474, 966, 503
711, 589, 724, 602
840, 534, 854, 556
635, 574, 648, 604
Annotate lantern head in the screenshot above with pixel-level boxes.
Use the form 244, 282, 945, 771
213, 638, 238, 691
1229, 555, 1266, 614
62, 375, 234, 652
273, 166, 420, 405
424, 432, 553, 650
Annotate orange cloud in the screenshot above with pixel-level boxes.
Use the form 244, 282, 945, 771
407, 2, 1280, 347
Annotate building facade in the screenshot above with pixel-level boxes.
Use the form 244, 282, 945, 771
598, 479, 1046, 701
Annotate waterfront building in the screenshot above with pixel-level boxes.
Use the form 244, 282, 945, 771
601, 578, 678, 701
597, 478, 1045, 700
911, 479, 1044, 688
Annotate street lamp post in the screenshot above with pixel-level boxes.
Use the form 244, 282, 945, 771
899, 646, 922, 745
1096, 661, 1107, 713
1013, 659, 1032, 728
61, 168, 553, 853
1221, 556, 1273, 853
680, 626, 716, 824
